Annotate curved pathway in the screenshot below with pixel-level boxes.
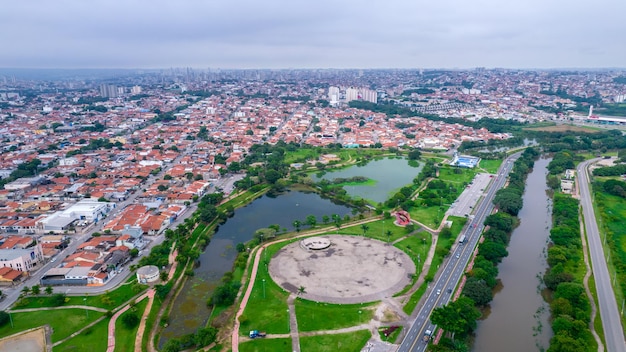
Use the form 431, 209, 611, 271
106, 290, 152, 352
231, 217, 383, 352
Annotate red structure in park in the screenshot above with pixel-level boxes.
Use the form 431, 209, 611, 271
394, 210, 411, 226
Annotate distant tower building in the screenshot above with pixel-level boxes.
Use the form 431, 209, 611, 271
359, 88, 378, 104
99, 84, 118, 98
589, 105, 593, 117
328, 86, 340, 105
345, 88, 359, 103
131, 85, 142, 95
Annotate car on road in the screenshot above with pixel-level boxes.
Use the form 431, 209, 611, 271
448, 288, 452, 293
456, 253, 460, 259
436, 289, 441, 295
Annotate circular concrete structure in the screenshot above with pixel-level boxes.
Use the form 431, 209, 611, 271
301, 237, 331, 250
136, 265, 160, 284
269, 235, 415, 304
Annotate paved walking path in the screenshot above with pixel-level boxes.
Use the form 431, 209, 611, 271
134, 289, 155, 352
287, 294, 301, 352
106, 290, 152, 352
11, 305, 107, 313
231, 217, 383, 352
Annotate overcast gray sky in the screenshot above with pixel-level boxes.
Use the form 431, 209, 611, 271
1, 0, 625, 69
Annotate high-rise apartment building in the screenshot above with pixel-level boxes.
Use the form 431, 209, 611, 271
328, 86, 340, 105
359, 89, 378, 104
345, 88, 360, 102
99, 84, 118, 98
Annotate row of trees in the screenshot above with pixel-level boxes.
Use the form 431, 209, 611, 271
492, 148, 540, 216
544, 193, 594, 352
525, 129, 626, 153
432, 149, 539, 351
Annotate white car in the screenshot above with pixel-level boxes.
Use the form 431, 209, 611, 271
436, 289, 441, 295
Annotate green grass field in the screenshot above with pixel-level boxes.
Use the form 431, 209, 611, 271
438, 166, 478, 185
114, 296, 149, 352
299, 330, 371, 352
238, 242, 294, 335
403, 281, 428, 315
0, 309, 103, 342
295, 299, 375, 332
54, 315, 109, 352
327, 219, 405, 243
408, 206, 443, 229
283, 148, 322, 164
593, 191, 626, 301
447, 216, 468, 238
239, 337, 293, 352
478, 159, 503, 174
394, 231, 432, 275
15, 279, 145, 310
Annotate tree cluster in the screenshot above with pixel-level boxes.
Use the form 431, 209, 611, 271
524, 129, 626, 153
161, 326, 218, 352
593, 163, 626, 177
0, 158, 43, 189
492, 148, 539, 216
547, 151, 576, 175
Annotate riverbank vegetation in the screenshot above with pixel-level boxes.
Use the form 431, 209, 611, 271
543, 192, 595, 352
429, 147, 539, 352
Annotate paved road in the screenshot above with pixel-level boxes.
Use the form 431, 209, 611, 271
577, 159, 626, 352
397, 153, 520, 352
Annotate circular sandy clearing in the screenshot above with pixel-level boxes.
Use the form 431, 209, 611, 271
269, 235, 415, 304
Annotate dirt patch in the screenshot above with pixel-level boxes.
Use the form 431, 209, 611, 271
269, 235, 415, 304
0, 326, 50, 352
381, 307, 401, 323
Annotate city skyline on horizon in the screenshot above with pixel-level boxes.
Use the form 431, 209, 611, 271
2, 0, 626, 70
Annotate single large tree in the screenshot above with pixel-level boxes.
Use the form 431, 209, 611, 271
292, 220, 302, 232
306, 215, 317, 228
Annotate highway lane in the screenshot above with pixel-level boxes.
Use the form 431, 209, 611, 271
398, 153, 520, 352
577, 159, 626, 352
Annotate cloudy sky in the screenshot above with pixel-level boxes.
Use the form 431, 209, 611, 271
1, 0, 625, 69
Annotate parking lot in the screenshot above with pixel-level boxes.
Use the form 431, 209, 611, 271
447, 173, 494, 218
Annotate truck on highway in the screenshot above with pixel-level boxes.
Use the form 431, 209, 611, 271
458, 235, 466, 244
423, 329, 432, 342
249, 330, 266, 338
